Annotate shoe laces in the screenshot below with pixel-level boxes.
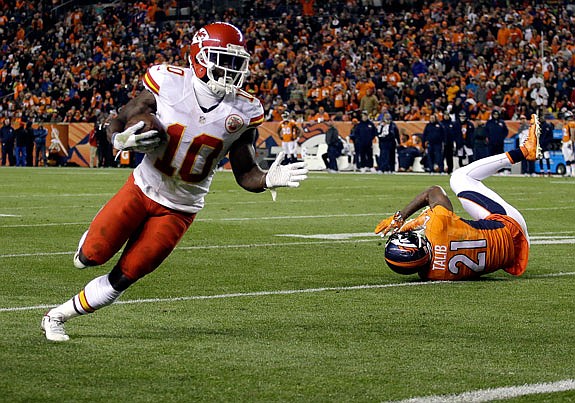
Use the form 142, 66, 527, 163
45, 316, 66, 334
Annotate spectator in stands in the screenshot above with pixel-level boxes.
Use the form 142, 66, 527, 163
311, 106, 330, 123
359, 87, 379, 118
350, 110, 377, 172
2, 0, 575, 149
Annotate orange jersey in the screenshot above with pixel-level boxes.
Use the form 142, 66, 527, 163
563, 121, 575, 142
416, 206, 528, 280
279, 120, 299, 142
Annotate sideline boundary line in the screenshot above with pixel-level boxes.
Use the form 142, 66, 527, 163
390, 379, 575, 402
1, 271, 574, 313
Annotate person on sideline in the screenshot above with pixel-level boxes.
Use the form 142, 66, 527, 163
351, 110, 377, 172
538, 118, 554, 176
422, 114, 445, 173
277, 110, 301, 164
322, 118, 342, 172
374, 114, 542, 281
562, 111, 575, 177
34, 124, 48, 167
376, 113, 400, 174
41, 22, 308, 342
1, 118, 15, 166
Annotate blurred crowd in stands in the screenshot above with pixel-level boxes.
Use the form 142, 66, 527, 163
0, 0, 574, 129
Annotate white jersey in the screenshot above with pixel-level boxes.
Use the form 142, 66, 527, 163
133, 64, 264, 213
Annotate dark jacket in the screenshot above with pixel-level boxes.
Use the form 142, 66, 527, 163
15, 126, 28, 147
422, 121, 445, 145
540, 121, 554, 152
352, 120, 377, 146
0, 124, 15, 144
485, 118, 508, 146
377, 121, 400, 146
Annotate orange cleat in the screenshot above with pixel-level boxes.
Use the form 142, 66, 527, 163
521, 114, 543, 161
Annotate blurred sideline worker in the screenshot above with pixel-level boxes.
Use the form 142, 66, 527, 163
34, 124, 48, 167
454, 110, 475, 167
322, 118, 342, 172
374, 114, 542, 281
277, 110, 301, 164
1, 118, 15, 166
41, 22, 308, 342
562, 111, 575, 177
351, 110, 377, 172
376, 112, 400, 174
422, 114, 445, 173
538, 118, 554, 176
440, 113, 457, 174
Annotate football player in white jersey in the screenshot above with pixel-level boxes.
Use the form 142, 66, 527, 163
41, 22, 308, 341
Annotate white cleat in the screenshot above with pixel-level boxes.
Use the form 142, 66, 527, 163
41, 313, 70, 342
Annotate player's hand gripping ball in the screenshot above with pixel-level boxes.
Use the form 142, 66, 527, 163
113, 113, 167, 153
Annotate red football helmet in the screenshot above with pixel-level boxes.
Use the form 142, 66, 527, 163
189, 22, 250, 96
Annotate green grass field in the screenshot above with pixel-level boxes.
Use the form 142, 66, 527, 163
1, 167, 574, 402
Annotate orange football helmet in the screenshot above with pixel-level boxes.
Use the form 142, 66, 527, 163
189, 22, 250, 96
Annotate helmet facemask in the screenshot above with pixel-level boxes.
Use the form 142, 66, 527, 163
196, 44, 250, 96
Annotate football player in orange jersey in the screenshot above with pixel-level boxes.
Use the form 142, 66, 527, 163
277, 111, 301, 164
561, 111, 575, 177
41, 22, 308, 342
375, 114, 542, 281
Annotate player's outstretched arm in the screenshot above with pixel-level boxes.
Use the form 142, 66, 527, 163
375, 185, 452, 236
229, 129, 308, 199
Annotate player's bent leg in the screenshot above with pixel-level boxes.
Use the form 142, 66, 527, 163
75, 175, 150, 268
450, 152, 529, 237
116, 207, 195, 281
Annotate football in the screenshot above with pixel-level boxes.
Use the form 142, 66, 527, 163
125, 113, 166, 140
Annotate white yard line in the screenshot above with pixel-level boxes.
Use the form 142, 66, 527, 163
390, 379, 575, 403
1, 272, 573, 314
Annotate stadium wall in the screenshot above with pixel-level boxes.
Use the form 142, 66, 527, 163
39, 120, 533, 168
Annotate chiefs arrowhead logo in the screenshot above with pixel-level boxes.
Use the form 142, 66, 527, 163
225, 114, 244, 133
192, 28, 209, 45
